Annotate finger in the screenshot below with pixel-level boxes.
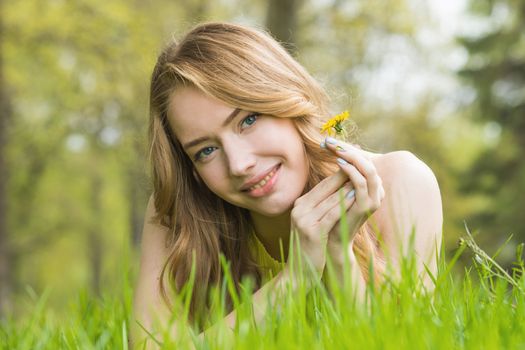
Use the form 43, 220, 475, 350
312, 181, 354, 221
324, 138, 377, 180
322, 137, 363, 152
296, 180, 354, 230
362, 172, 382, 207
335, 158, 369, 211
318, 187, 357, 233
329, 140, 385, 207
294, 169, 348, 212
380, 184, 386, 200
371, 175, 384, 206
325, 138, 383, 205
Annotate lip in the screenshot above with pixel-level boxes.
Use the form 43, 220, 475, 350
243, 164, 281, 198
240, 164, 281, 191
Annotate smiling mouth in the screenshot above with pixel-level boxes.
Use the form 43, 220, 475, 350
242, 164, 281, 192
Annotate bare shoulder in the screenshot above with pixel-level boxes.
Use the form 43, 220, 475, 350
137, 194, 171, 285
367, 150, 443, 278
369, 150, 437, 187
370, 149, 443, 233
132, 194, 173, 345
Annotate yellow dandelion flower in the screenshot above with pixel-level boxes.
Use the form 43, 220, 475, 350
321, 110, 350, 136
320, 119, 336, 136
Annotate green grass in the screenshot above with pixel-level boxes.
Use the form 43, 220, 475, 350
1, 230, 525, 350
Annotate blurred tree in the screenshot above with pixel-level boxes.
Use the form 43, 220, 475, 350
296, 0, 418, 89
458, 0, 525, 259
266, 0, 303, 48
3, 0, 156, 299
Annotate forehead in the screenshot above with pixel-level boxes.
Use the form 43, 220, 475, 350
167, 87, 235, 141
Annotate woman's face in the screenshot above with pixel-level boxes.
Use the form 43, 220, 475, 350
168, 87, 309, 217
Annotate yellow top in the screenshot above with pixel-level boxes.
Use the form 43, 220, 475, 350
248, 232, 284, 282
247, 232, 332, 288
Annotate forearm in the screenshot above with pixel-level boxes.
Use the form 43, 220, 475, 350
202, 263, 317, 339
133, 260, 320, 349
326, 240, 368, 306
346, 248, 368, 305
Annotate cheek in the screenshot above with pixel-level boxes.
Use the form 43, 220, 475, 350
279, 128, 307, 163
285, 133, 309, 183
269, 128, 309, 180
255, 132, 305, 164
260, 121, 304, 152
195, 166, 227, 193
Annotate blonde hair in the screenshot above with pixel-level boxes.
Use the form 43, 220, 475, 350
148, 22, 384, 323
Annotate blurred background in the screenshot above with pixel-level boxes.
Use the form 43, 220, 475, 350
0, 0, 524, 319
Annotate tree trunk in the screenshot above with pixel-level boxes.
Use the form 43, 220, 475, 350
265, 0, 302, 49
0, 0, 13, 318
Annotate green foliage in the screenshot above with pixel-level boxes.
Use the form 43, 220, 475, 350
458, 0, 525, 261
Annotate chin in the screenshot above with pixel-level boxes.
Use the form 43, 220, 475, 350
256, 207, 289, 217
253, 199, 295, 217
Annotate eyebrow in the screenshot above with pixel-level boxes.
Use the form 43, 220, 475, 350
182, 108, 242, 150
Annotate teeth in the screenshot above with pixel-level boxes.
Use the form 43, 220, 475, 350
248, 168, 276, 191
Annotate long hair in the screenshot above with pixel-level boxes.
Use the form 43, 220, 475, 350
148, 22, 385, 323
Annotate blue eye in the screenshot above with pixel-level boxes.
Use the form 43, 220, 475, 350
194, 146, 216, 161
241, 113, 259, 129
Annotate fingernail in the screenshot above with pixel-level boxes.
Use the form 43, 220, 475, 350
320, 141, 326, 149
346, 189, 356, 200
325, 136, 338, 145
336, 157, 348, 165
336, 145, 346, 152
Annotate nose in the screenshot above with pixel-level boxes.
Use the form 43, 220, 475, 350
223, 139, 256, 177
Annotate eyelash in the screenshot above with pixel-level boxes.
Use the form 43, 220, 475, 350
193, 112, 260, 161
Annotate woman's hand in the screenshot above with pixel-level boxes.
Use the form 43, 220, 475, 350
290, 169, 356, 275
322, 137, 385, 246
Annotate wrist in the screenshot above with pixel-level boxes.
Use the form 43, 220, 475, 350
326, 239, 360, 272
283, 254, 324, 288
347, 241, 358, 263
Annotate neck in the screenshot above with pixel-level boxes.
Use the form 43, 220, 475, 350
250, 210, 291, 261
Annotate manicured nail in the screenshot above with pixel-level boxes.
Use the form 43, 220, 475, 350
336, 157, 348, 165
346, 189, 356, 200
320, 141, 326, 149
325, 136, 338, 145
336, 145, 346, 152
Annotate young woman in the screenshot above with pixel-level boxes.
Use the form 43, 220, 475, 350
132, 22, 442, 347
